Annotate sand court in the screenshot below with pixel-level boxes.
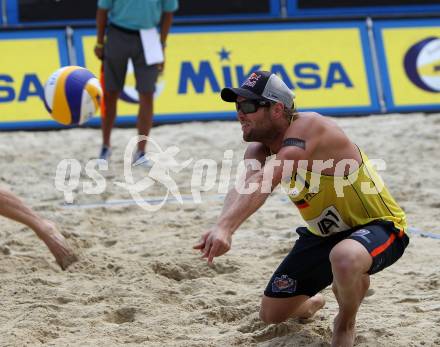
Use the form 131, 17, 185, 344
0, 113, 439, 346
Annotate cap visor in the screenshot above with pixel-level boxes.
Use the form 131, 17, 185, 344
221, 87, 262, 102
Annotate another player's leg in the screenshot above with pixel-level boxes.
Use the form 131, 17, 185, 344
136, 91, 154, 154
100, 90, 119, 160
132, 60, 159, 163
100, 25, 129, 161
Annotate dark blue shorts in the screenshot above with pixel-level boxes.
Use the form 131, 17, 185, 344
264, 220, 409, 298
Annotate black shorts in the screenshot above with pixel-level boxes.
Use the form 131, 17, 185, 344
264, 220, 409, 298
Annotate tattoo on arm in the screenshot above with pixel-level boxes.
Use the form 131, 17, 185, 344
282, 138, 306, 150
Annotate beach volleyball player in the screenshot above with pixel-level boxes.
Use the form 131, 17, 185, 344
194, 71, 409, 346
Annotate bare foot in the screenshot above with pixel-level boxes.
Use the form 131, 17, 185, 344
332, 313, 355, 347
298, 293, 326, 319
39, 221, 78, 270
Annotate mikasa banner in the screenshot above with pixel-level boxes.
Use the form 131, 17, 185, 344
1, 23, 378, 130
74, 22, 380, 124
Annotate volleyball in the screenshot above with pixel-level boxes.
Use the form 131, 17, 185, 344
43, 66, 102, 125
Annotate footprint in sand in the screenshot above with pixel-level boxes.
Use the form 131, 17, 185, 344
251, 322, 301, 342
394, 297, 420, 303
0, 245, 11, 255
103, 240, 117, 248
83, 295, 106, 304
237, 313, 267, 334
371, 327, 387, 337
203, 305, 254, 323
415, 274, 439, 290
105, 307, 136, 324
151, 259, 239, 281
239, 312, 328, 343
212, 261, 240, 275
151, 260, 203, 281
56, 296, 74, 304
31, 277, 61, 286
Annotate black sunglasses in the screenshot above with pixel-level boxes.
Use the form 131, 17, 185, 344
235, 99, 273, 114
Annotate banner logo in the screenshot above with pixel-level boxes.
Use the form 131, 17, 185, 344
404, 37, 440, 93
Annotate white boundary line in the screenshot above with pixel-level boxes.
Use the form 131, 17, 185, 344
406, 227, 440, 240
61, 195, 439, 239
61, 194, 224, 209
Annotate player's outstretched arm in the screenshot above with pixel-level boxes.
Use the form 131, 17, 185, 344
194, 140, 310, 264
194, 161, 280, 264
193, 143, 269, 264
0, 188, 78, 270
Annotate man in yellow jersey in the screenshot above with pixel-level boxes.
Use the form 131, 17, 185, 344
194, 71, 409, 347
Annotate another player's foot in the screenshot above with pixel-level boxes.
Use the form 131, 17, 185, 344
40, 221, 78, 270
99, 145, 112, 161
132, 150, 151, 167
332, 313, 355, 347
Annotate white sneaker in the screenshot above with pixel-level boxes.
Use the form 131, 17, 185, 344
132, 150, 151, 167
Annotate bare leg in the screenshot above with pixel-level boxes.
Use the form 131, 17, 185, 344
0, 188, 77, 270
136, 92, 154, 153
330, 239, 372, 347
260, 293, 325, 324
296, 293, 326, 319
102, 90, 119, 148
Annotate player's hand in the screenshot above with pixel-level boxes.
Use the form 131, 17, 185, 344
158, 62, 165, 73
193, 226, 232, 265
158, 55, 166, 74
94, 46, 104, 60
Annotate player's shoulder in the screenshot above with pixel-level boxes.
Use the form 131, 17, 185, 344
282, 112, 335, 159
287, 112, 327, 138
297, 111, 327, 125
291, 112, 354, 157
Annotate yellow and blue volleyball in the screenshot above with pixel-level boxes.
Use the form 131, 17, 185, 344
44, 66, 102, 125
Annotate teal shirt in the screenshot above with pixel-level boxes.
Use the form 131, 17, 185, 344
98, 0, 178, 30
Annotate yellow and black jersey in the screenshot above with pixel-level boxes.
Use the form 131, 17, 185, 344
281, 150, 407, 237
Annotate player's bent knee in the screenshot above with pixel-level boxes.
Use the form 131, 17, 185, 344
330, 243, 369, 279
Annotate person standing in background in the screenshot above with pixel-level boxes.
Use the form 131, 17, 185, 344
94, 0, 179, 164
